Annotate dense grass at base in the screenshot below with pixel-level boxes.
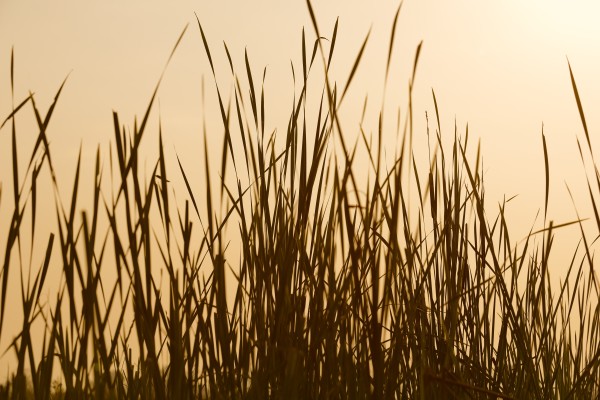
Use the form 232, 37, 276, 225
2, 6, 600, 399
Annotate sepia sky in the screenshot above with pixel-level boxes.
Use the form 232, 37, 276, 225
2, 1, 600, 226
1, 0, 600, 374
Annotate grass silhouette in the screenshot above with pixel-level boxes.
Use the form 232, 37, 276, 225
1, 3, 600, 398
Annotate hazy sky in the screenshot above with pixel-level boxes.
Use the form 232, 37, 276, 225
2, 1, 600, 230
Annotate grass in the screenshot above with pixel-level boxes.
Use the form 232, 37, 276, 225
1, 2, 600, 398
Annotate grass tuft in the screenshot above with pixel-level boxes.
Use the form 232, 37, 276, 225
1, 5, 600, 399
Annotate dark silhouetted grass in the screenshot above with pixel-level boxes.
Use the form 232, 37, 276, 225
1, 3, 600, 399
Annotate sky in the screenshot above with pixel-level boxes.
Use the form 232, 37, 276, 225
2, 1, 600, 227
2, 0, 600, 376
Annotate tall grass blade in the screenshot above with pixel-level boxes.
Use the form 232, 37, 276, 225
327, 18, 339, 71
542, 128, 550, 220
385, 2, 403, 82
339, 27, 371, 107
0, 94, 33, 131
568, 60, 592, 155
